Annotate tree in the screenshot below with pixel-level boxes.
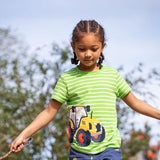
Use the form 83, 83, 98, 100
116, 64, 160, 159
0, 28, 72, 159
122, 123, 151, 159
0, 28, 160, 160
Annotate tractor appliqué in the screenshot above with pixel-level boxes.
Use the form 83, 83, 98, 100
68, 105, 105, 146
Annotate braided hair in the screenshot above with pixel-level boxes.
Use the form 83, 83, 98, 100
71, 20, 106, 69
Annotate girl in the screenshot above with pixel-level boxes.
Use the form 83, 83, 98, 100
11, 20, 160, 160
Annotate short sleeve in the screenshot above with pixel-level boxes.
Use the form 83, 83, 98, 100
116, 71, 131, 99
51, 76, 68, 103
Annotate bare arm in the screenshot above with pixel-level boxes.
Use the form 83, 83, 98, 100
11, 99, 62, 153
122, 91, 160, 120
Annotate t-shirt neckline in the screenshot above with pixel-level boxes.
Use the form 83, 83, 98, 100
75, 66, 103, 74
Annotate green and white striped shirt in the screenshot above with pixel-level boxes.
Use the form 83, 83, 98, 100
51, 66, 131, 154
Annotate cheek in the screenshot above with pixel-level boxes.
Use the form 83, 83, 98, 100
95, 52, 101, 59
75, 52, 83, 60
76, 51, 84, 57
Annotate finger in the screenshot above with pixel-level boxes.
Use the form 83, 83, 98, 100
11, 142, 16, 152
14, 144, 24, 153
13, 141, 21, 152
19, 144, 24, 150
12, 143, 18, 151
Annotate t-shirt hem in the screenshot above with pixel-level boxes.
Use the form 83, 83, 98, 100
71, 144, 121, 155
120, 88, 131, 99
51, 96, 65, 104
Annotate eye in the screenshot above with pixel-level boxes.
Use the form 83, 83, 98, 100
92, 48, 99, 52
78, 48, 86, 51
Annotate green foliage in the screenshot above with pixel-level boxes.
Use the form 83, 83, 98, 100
116, 64, 160, 159
117, 64, 160, 133
0, 28, 160, 160
122, 123, 151, 159
0, 28, 72, 159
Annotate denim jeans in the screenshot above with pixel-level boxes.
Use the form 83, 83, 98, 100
69, 147, 122, 160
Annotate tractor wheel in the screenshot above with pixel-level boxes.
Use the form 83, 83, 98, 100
92, 127, 105, 142
68, 121, 74, 143
76, 129, 91, 146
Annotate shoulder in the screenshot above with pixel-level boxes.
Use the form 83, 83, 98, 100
101, 65, 118, 74
62, 67, 78, 75
60, 67, 78, 79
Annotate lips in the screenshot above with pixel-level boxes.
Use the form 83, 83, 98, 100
84, 59, 93, 61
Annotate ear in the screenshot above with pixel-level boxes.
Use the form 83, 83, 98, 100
71, 42, 75, 52
101, 43, 106, 52
102, 43, 106, 49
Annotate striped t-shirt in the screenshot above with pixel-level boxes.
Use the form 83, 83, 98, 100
51, 66, 131, 154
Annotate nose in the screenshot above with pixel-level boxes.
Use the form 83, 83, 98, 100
85, 50, 92, 57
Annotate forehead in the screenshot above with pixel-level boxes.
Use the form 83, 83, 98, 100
76, 33, 101, 46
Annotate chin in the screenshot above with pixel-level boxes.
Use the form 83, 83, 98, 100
84, 64, 94, 67
83, 61, 94, 65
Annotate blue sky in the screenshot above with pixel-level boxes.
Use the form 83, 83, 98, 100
1, 0, 160, 69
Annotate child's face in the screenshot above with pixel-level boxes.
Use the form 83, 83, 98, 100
71, 33, 105, 71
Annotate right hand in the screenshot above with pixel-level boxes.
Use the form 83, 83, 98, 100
10, 135, 26, 153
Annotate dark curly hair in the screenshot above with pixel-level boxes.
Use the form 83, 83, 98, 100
71, 20, 106, 69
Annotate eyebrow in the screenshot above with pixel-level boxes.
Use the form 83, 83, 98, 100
78, 45, 99, 47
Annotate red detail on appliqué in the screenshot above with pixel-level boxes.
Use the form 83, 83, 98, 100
93, 135, 98, 139
68, 126, 71, 139
78, 133, 84, 143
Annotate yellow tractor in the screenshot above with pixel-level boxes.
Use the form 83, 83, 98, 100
68, 105, 105, 146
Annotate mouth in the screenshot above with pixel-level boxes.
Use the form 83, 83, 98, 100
84, 59, 93, 62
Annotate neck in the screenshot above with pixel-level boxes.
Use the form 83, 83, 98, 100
78, 64, 100, 72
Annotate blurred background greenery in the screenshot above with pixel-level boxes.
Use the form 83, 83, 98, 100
0, 28, 160, 160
